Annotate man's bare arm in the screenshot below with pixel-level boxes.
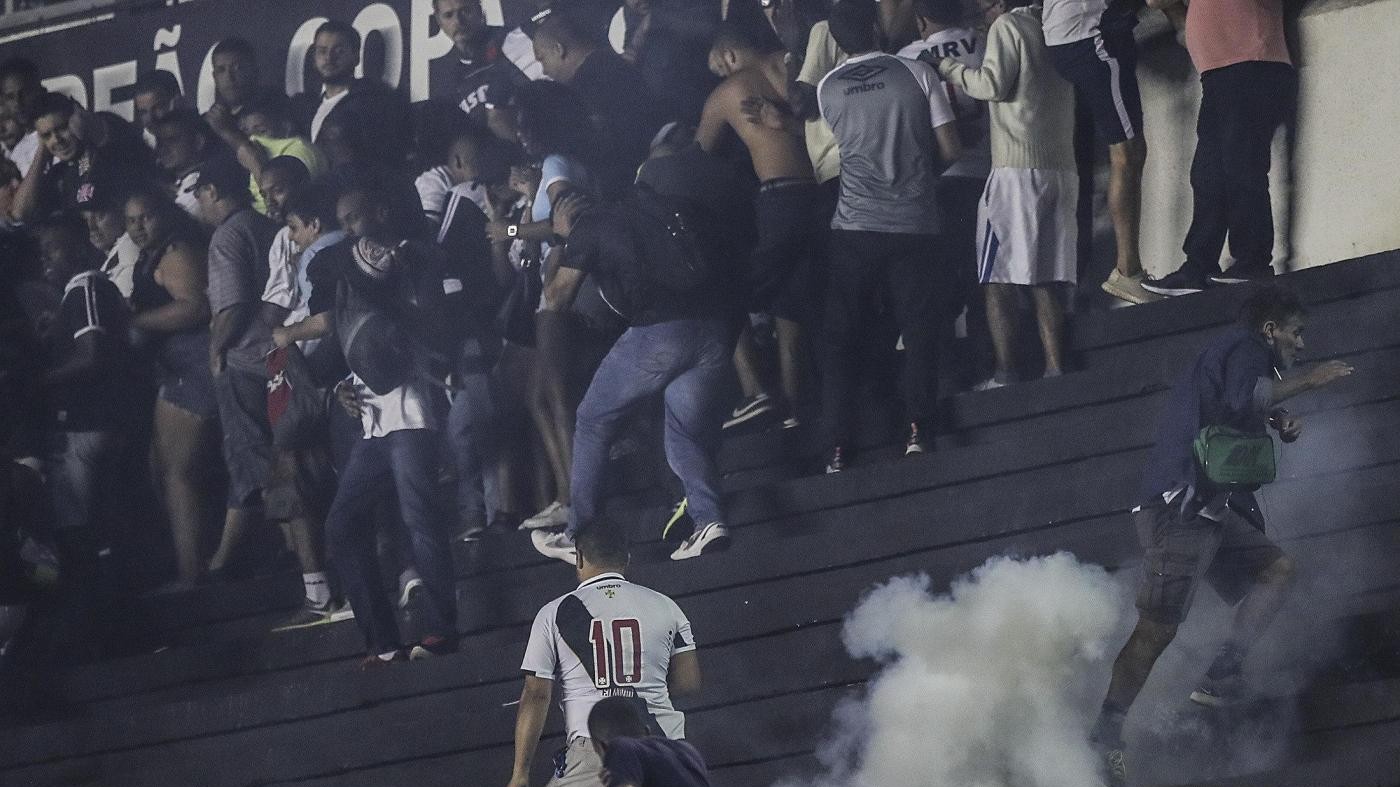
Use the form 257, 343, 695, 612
933, 122, 963, 174
272, 311, 331, 349
1269, 360, 1354, 405
695, 84, 734, 153
668, 650, 702, 698
505, 675, 553, 787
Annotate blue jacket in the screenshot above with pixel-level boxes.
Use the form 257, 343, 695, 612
1141, 325, 1277, 504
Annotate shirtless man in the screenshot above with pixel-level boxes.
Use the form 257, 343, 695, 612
697, 22, 827, 432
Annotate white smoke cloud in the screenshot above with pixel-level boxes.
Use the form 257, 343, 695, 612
783, 553, 1131, 787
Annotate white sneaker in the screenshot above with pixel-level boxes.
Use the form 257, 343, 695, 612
531, 529, 577, 563
520, 501, 571, 530
972, 377, 1008, 392
670, 522, 732, 561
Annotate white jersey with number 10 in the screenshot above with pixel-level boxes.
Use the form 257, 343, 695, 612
521, 572, 696, 742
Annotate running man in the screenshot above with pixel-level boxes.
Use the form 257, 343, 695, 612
1090, 285, 1354, 785
508, 526, 702, 787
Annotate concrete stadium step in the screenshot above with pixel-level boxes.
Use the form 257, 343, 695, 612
131, 375, 1400, 655
108, 250, 1400, 644
5, 251, 1397, 785
9, 503, 1400, 775
24, 661, 1395, 787
49, 386, 1400, 722
119, 341, 1400, 648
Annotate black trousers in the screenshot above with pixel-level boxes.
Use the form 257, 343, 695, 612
1182, 61, 1297, 275
822, 229, 956, 447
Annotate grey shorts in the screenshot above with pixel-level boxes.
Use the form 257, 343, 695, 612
263, 444, 334, 522
1134, 499, 1286, 625
213, 367, 274, 510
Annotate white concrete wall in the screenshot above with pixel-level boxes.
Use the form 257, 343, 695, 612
1135, 0, 1400, 275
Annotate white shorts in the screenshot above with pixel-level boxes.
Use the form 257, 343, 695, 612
976, 167, 1079, 286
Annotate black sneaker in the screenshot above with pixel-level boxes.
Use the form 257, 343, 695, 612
904, 423, 928, 456
271, 599, 353, 632
1208, 265, 1275, 286
824, 447, 845, 474
1141, 268, 1208, 297
1189, 673, 1245, 708
723, 393, 774, 429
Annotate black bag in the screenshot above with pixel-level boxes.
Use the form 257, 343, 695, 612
493, 256, 542, 347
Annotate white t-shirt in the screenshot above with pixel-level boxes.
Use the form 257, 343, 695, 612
1042, 0, 1113, 46
521, 572, 696, 743
100, 233, 141, 301
416, 166, 455, 228
533, 154, 593, 263
174, 170, 201, 217
898, 28, 992, 180
532, 154, 592, 224
4, 130, 40, 177
503, 26, 547, 81
260, 226, 300, 311
351, 374, 436, 439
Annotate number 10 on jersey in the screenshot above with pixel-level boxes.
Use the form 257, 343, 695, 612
589, 618, 642, 689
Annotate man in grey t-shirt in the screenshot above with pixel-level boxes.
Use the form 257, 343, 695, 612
193, 155, 279, 578
816, 0, 961, 472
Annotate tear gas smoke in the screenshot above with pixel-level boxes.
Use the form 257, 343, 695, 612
781, 552, 1131, 787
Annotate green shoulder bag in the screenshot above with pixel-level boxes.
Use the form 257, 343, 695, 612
1192, 426, 1277, 487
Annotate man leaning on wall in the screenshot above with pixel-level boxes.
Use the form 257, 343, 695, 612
1141, 0, 1298, 296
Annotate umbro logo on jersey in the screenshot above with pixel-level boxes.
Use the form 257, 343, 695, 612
840, 63, 887, 83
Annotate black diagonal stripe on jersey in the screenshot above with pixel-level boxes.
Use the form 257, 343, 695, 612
673, 629, 688, 652
556, 594, 601, 685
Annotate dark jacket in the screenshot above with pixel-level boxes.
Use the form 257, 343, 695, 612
1140, 324, 1276, 506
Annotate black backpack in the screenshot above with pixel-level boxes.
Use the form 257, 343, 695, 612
606, 185, 727, 318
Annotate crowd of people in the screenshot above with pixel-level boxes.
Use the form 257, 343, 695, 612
0, 0, 1313, 783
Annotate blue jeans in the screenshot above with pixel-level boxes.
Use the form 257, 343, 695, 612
447, 369, 501, 531
45, 430, 122, 532
568, 319, 732, 537
325, 429, 456, 653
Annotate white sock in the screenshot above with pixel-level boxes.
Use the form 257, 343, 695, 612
303, 572, 331, 606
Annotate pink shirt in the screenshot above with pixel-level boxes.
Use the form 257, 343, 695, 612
1185, 0, 1292, 74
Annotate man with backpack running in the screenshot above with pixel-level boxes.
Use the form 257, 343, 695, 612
530, 189, 737, 564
